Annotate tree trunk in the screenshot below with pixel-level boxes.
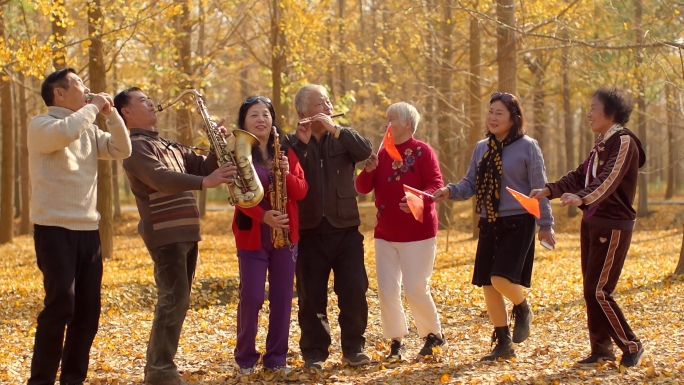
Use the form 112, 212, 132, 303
675, 226, 684, 275
51, 0, 67, 70
665, 83, 675, 200
0, 10, 14, 244
14, 87, 20, 219
635, 0, 649, 217
88, 0, 113, 259
112, 160, 121, 218
496, 0, 517, 93
270, 0, 288, 128
18, 73, 31, 234
437, 0, 455, 230
561, 25, 577, 218
175, 2, 193, 147
338, 0, 347, 97
469, 14, 482, 238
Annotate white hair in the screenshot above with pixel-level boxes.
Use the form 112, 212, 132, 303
386, 102, 421, 133
294, 84, 328, 114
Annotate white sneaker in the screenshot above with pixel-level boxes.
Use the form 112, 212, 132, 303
238, 366, 254, 375
271, 366, 293, 376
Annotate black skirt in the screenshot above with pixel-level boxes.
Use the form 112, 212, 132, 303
472, 213, 536, 288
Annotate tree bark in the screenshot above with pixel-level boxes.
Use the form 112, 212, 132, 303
88, 0, 113, 259
270, 0, 288, 128
112, 160, 121, 218
561, 24, 577, 217
0, 10, 14, 244
675, 226, 684, 275
51, 0, 67, 70
437, 0, 455, 230
496, 0, 517, 93
635, 0, 649, 217
18, 73, 30, 234
469, 14, 482, 238
665, 83, 675, 200
175, 2, 193, 147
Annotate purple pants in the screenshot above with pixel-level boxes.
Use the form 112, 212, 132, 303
235, 223, 297, 368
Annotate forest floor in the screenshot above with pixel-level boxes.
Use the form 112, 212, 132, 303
1, 201, 683, 384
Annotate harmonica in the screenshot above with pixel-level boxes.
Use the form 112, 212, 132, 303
298, 112, 345, 125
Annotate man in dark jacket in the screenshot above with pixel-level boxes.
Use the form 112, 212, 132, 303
284, 84, 373, 369
115, 87, 236, 385
531, 87, 646, 368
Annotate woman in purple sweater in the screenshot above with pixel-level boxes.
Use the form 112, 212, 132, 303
433, 92, 555, 361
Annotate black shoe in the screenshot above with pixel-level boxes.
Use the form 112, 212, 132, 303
577, 353, 617, 365
511, 299, 533, 343
480, 326, 515, 361
342, 351, 371, 367
418, 333, 447, 357
386, 340, 406, 360
303, 358, 324, 370
619, 347, 645, 367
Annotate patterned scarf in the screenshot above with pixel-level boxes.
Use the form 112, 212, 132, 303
475, 134, 522, 222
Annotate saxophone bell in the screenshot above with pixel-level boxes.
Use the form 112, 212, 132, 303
156, 88, 264, 208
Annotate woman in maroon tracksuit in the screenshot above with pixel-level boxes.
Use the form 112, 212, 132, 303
231, 96, 308, 375
531, 87, 646, 368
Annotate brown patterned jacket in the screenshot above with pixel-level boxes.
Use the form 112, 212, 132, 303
546, 128, 645, 231
123, 128, 219, 249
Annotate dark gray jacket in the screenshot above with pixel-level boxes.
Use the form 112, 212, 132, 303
284, 126, 372, 231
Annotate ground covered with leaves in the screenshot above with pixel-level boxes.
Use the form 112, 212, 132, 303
1, 201, 683, 384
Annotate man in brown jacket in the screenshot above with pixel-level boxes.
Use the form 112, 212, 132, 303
284, 84, 373, 369
114, 87, 236, 385
531, 87, 646, 368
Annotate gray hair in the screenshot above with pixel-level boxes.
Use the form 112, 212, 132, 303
294, 84, 328, 114
386, 102, 421, 133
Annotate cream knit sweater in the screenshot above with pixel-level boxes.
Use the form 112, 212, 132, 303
27, 104, 132, 230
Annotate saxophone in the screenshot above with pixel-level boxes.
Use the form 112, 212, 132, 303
157, 89, 264, 208
269, 125, 290, 248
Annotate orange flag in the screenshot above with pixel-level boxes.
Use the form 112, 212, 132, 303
506, 186, 541, 219
381, 124, 403, 161
403, 184, 425, 222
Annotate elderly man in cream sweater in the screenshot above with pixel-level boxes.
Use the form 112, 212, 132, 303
27, 68, 131, 385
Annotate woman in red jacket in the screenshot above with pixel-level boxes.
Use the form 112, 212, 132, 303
355, 102, 446, 361
231, 96, 308, 376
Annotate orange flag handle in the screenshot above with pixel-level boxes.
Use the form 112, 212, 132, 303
505, 186, 541, 219
403, 184, 435, 199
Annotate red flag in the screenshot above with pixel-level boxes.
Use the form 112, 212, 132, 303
403, 185, 425, 222
506, 186, 541, 219
381, 124, 403, 161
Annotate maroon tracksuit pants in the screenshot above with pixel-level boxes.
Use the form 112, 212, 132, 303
580, 220, 642, 357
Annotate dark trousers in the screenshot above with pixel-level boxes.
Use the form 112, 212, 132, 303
29, 225, 102, 385
580, 221, 641, 357
235, 224, 297, 368
296, 227, 368, 360
144, 242, 198, 383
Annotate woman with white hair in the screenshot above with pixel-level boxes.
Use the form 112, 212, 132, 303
356, 101, 446, 360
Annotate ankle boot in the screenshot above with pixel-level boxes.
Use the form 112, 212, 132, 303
512, 298, 533, 343
480, 326, 515, 361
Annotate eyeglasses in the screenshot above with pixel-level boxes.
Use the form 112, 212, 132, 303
243, 96, 271, 104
